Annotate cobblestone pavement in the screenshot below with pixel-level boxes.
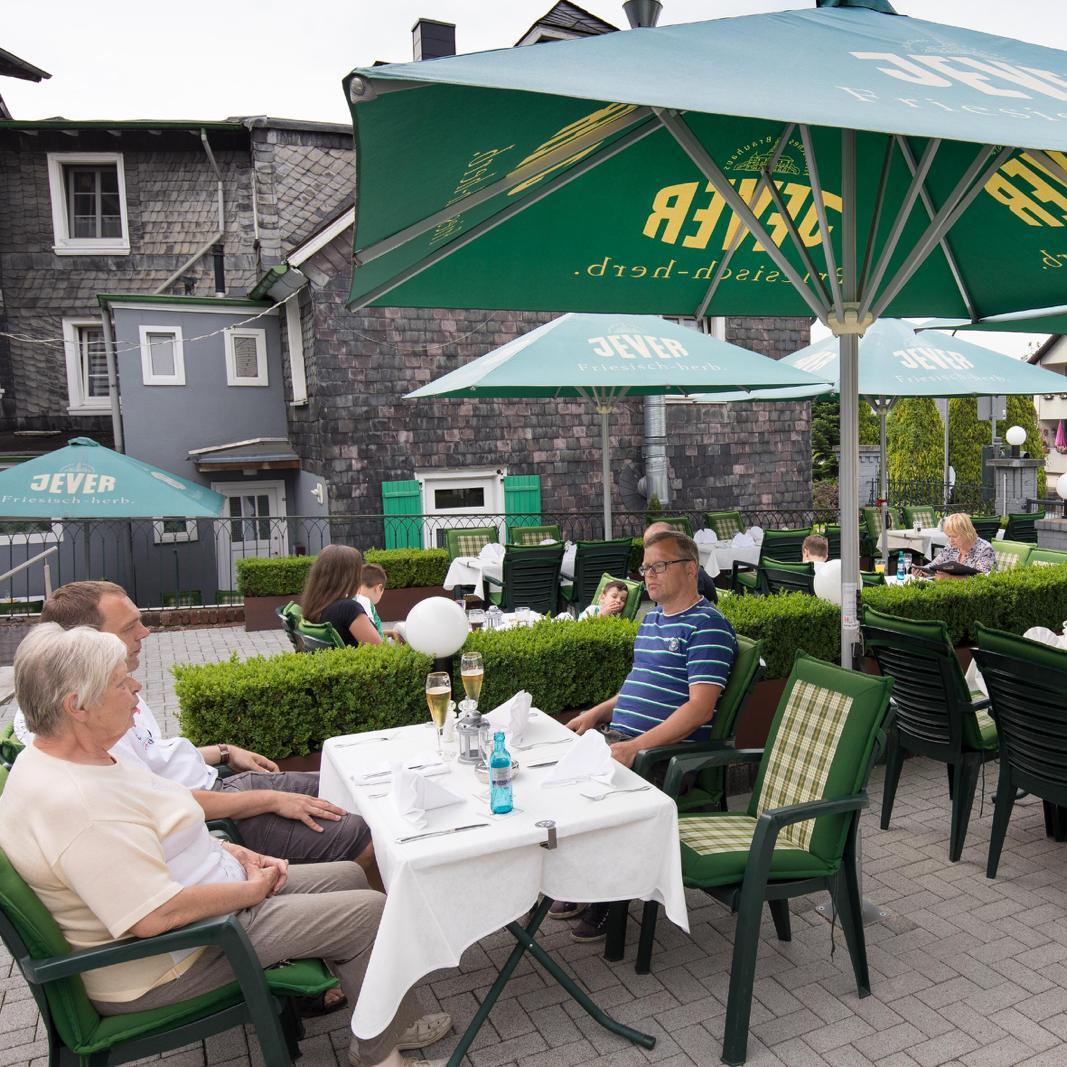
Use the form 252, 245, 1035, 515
3, 626, 1067, 1066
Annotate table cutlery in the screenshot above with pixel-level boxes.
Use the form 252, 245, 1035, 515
512, 739, 572, 751
580, 785, 652, 801
333, 737, 390, 748
395, 823, 489, 844
361, 762, 436, 780
527, 759, 560, 769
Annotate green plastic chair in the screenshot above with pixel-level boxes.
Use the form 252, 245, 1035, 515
860, 570, 886, 587
973, 624, 1067, 879
509, 524, 561, 546
0, 767, 336, 1067
902, 504, 938, 529
861, 607, 997, 862
970, 515, 1001, 542
762, 558, 815, 596
444, 526, 499, 562
823, 525, 841, 560
704, 511, 745, 540
732, 528, 811, 595
1028, 548, 1067, 567
0, 722, 21, 770
657, 516, 693, 537
992, 540, 1033, 572
484, 544, 564, 615
558, 538, 634, 612
275, 603, 304, 653
631, 654, 893, 1066
1004, 510, 1044, 544
586, 572, 643, 621
295, 617, 346, 650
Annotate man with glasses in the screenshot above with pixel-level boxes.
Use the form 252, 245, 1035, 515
557, 528, 738, 941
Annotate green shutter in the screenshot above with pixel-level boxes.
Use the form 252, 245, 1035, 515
503, 474, 542, 540
381, 479, 422, 549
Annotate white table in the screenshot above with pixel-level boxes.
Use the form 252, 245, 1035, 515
885, 527, 948, 562
443, 549, 573, 602
710, 540, 761, 575
319, 711, 687, 1052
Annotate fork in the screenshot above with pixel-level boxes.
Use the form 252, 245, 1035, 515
512, 739, 572, 751
580, 785, 652, 801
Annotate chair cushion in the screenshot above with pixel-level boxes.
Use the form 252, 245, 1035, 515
972, 704, 998, 751
712, 514, 743, 538
456, 533, 493, 556
735, 570, 758, 590
678, 813, 837, 887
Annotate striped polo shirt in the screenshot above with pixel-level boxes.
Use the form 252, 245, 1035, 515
610, 597, 738, 743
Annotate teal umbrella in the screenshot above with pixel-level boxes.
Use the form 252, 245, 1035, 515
0, 438, 226, 518
406, 313, 832, 537
343, 0, 1067, 670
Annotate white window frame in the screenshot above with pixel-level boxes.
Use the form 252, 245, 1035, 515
224, 328, 269, 387
152, 517, 198, 544
415, 466, 507, 550
0, 520, 64, 548
46, 152, 130, 255
62, 317, 112, 414
138, 325, 186, 386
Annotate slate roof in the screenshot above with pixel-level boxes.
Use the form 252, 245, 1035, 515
0, 48, 50, 82
515, 2, 619, 45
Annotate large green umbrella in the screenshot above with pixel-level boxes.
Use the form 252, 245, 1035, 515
343, 0, 1067, 668
406, 312, 831, 537
0, 437, 225, 518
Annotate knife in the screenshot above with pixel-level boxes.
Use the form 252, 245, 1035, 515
527, 760, 559, 768
360, 762, 436, 780
395, 823, 489, 844
333, 737, 389, 748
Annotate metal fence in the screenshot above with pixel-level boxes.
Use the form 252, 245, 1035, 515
869, 479, 995, 513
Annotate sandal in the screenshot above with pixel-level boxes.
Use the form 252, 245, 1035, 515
295, 987, 348, 1017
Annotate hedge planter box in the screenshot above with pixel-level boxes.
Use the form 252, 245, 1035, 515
244, 595, 297, 632
378, 585, 449, 622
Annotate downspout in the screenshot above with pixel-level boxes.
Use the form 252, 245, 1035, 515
153, 128, 225, 295
98, 305, 124, 453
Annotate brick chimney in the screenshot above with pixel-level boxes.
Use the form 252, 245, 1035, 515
412, 19, 456, 61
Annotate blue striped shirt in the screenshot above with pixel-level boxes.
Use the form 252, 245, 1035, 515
610, 598, 738, 743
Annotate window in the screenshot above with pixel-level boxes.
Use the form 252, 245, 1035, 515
225, 328, 268, 386
62, 318, 111, 413
139, 325, 185, 385
47, 153, 129, 255
152, 517, 198, 544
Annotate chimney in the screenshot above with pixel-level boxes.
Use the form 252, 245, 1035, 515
412, 19, 456, 61
623, 1, 662, 28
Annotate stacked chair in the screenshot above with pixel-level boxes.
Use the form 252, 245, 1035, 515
508, 523, 561, 545
1004, 510, 1044, 543
557, 538, 635, 613
731, 527, 811, 595
970, 515, 1001, 542
483, 543, 564, 615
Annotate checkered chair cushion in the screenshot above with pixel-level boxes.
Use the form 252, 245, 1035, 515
707, 512, 744, 539
993, 547, 1022, 570
514, 530, 545, 545
1032, 560, 1054, 567
907, 507, 937, 528
862, 507, 884, 539
456, 533, 493, 556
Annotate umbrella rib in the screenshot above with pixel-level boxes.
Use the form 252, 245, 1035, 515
870, 145, 1013, 321
346, 118, 661, 311
857, 137, 894, 300
655, 108, 831, 325
353, 106, 654, 268
799, 125, 844, 318
894, 136, 977, 322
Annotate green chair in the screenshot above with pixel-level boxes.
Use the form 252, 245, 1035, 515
0, 766, 336, 1067
732, 528, 811, 595
762, 558, 815, 596
0, 722, 21, 770
970, 515, 1001, 542
861, 607, 997, 862
484, 544, 564, 615
992, 540, 1033, 571
823, 524, 841, 560
902, 504, 938, 529
657, 516, 693, 537
509, 523, 561, 546
973, 624, 1067, 879
558, 538, 634, 612
294, 616, 346, 650
1004, 510, 1044, 544
444, 526, 499, 562
860, 505, 902, 559
860, 570, 886, 587
1028, 547, 1067, 567
586, 572, 643, 621
275, 602, 304, 653
632, 654, 893, 1066
704, 511, 745, 540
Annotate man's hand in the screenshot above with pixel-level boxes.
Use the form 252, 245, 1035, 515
223, 842, 288, 897
225, 745, 280, 773
385, 628, 405, 644
610, 739, 640, 769
271, 792, 346, 832
566, 709, 598, 735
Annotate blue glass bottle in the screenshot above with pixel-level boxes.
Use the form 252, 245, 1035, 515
489, 731, 513, 814
896, 550, 906, 582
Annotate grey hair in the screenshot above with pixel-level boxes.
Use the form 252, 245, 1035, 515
644, 529, 699, 565
15, 623, 128, 737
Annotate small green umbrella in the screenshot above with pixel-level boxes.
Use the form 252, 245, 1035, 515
406, 313, 832, 537
0, 437, 226, 518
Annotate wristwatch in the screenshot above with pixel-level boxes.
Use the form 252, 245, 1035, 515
217, 743, 230, 765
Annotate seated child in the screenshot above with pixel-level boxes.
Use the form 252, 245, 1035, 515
355, 563, 405, 643
577, 579, 630, 620
801, 534, 829, 567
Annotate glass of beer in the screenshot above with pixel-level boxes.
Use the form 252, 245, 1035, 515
425, 671, 451, 756
460, 652, 484, 713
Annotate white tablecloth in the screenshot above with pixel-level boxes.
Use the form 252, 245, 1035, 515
443, 551, 574, 601
319, 712, 688, 1039
885, 527, 948, 561
710, 541, 761, 575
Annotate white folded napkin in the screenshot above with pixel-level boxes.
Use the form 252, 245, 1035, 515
746, 525, 765, 545
731, 532, 756, 548
1023, 625, 1067, 650
963, 657, 987, 698
693, 528, 716, 544
350, 753, 449, 786
479, 543, 506, 563
390, 765, 464, 829
539, 537, 559, 545
485, 690, 533, 745
542, 729, 615, 787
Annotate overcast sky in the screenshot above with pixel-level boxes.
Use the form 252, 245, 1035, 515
6, 0, 1065, 356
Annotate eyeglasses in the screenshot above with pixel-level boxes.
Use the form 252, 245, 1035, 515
638, 558, 691, 577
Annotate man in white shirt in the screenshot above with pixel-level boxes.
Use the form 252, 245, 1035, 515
13, 581, 376, 882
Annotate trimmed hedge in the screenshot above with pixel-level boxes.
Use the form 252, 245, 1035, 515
236, 548, 449, 597
719, 592, 841, 678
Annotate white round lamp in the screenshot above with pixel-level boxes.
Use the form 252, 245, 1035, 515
1005, 425, 1027, 447
1057, 472, 1067, 501
404, 597, 470, 658
814, 559, 843, 606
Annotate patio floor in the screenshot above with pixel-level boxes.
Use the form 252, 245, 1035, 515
3, 625, 1067, 1067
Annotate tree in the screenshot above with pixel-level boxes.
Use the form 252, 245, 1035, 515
811, 397, 881, 481
887, 397, 943, 492
948, 397, 989, 489
999, 395, 1047, 498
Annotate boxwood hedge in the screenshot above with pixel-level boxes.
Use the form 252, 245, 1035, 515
235, 548, 449, 597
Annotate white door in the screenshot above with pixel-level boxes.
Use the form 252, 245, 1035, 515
212, 481, 288, 591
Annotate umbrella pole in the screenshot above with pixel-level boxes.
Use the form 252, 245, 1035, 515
599, 406, 613, 540
880, 404, 889, 573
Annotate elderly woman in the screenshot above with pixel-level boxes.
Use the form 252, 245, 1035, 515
0, 624, 448, 1067
914, 513, 996, 579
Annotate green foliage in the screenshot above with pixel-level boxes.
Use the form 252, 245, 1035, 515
628, 537, 644, 575
810, 398, 881, 482
719, 592, 842, 678
887, 397, 943, 485
812, 478, 838, 511
645, 495, 663, 527
999, 395, 1047, 497
948, 397, 989, 489
236, 549, 449, 597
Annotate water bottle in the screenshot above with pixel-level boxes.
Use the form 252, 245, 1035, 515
896, 551, 906, 582
489, 731, 513, 814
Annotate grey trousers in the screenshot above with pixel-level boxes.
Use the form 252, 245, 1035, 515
213, 770, 373, 863
97, 862, 419, 1064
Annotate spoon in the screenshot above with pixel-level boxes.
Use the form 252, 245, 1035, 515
580, 785, 652, 801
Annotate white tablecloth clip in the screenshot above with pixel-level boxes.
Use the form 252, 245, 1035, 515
536, 819, 557, 850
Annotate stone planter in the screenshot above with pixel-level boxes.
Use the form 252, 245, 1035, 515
244, 595, 296, 632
